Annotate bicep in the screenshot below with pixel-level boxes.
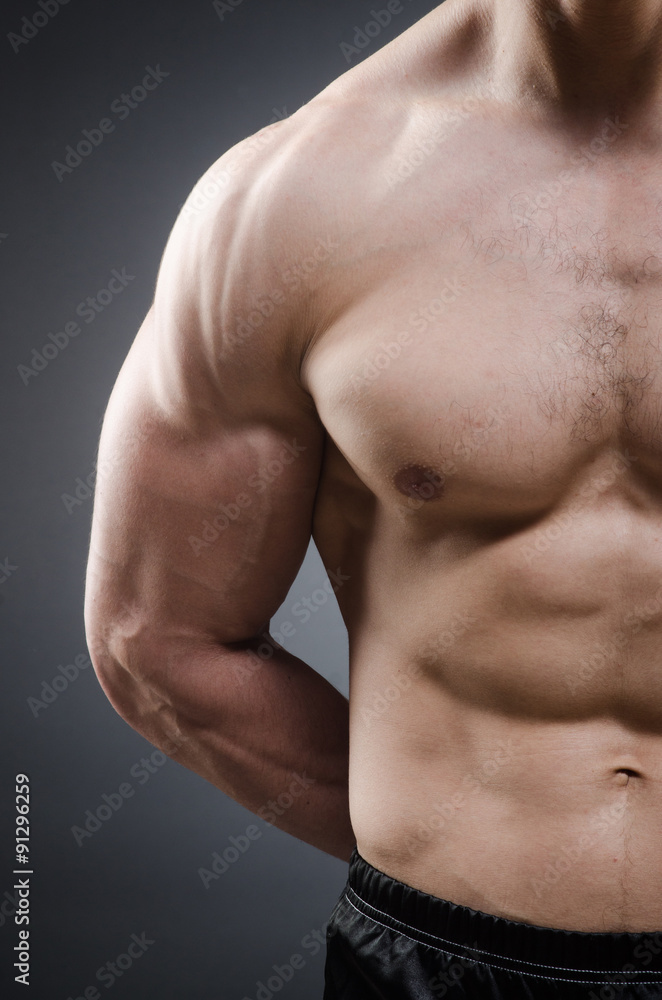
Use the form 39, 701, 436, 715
84, 304, 325, 662
85, 120, 332, 665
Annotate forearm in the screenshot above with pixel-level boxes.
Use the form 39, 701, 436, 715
99, 634, 355, 861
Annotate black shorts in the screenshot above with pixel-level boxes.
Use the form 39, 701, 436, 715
323, 847, 662, 999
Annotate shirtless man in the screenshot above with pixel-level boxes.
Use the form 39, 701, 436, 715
83, 0, 662, 995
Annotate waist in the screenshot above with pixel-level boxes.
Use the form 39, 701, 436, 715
339, 846, 662, 985
348, 697, 662, 932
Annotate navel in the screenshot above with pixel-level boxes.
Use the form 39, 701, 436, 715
614, 767, 641, 786
393, 464, 446, 502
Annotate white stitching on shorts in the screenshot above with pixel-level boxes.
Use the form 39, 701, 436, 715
347, 886, 662, 974
343, 891, 662, 986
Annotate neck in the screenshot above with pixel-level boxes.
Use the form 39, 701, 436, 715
489, 0, 662, 118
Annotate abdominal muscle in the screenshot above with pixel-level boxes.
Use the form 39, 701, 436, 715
338, 499, 662, 933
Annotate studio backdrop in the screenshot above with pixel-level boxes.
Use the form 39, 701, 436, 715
1, 0, 438, 997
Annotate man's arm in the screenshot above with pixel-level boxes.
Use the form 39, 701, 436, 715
83, 118, 355, 861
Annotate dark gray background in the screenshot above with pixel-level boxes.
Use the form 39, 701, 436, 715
1, 0, 440, 996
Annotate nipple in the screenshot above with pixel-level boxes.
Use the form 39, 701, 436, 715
393, 464, 446, 502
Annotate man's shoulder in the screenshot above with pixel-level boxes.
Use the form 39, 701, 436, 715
151, 89, 371, 399
161, 77, 392, 328
156, 8, 484, 356
176, 81, 392, 238
175, 0, 483, 250
176, 9, 461, 225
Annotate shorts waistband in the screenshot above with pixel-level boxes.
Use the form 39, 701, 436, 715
346, 847, 662, 979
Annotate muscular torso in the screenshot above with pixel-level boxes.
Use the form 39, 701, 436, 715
297, 12, 662, 932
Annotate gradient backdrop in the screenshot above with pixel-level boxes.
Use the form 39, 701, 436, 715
1, 0, 441, 996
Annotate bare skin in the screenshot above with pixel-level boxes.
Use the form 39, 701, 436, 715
85, 0, 662, 933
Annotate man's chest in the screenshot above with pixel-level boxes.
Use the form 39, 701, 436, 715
303, 178, 662, 521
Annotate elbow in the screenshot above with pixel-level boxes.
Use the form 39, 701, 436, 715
85, 621, 173, 745
83, 576, 196, 752
85, 619, 211, 759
